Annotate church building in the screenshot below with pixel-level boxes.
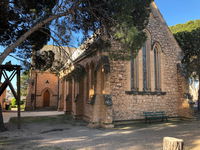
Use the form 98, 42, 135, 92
26, 2, 192, 127
26, 45, 78, 110
58, 2, 192, 128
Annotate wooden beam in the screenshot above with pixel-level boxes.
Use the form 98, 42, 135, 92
17, 68, 21, 129
0, 81, 8, 96
7, 80, 18, 99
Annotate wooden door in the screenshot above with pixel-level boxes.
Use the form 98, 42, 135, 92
43, 90, 50, 107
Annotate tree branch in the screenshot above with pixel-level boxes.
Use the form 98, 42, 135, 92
0, 12, 70, 64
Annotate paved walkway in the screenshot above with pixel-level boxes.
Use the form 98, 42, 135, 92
3, 111, 64, 123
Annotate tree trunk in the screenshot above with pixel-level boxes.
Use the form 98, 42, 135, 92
0, 104, 6, 132
198, 72, 200, 112
197, 72, 200, 112
163, 137, 184, 150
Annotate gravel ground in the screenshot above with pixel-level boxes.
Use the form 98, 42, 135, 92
0, 115, 200, 150
3, 111, 64, 123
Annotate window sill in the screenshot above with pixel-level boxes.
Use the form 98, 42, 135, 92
125, 91, 166, 95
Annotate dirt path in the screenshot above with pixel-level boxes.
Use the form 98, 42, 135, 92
1, 115, 200, 150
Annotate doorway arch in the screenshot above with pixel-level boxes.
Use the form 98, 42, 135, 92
43, 90, 50, 107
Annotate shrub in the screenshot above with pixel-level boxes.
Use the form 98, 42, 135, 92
20, 100, 24, 105
11, 98, 24, 106
11, 105, 17, 108
11, 98, 17, 106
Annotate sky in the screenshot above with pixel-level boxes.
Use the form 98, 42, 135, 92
155, 0, 200, 26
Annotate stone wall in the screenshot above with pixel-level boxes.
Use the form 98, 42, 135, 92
110, 60, 181, 120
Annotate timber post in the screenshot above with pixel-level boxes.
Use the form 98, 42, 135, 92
163, 137, 184, 150
17, 66, 21, 129
0, 104, 6, 131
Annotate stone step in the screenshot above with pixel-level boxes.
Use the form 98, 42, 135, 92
114, 119, 143, 126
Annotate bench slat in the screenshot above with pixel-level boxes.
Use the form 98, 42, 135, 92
143, 111, 168, 123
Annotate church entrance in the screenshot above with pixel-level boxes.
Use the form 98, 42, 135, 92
43, 90, 50, 107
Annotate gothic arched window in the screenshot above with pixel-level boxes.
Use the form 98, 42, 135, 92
142, 31, 151, 91
131, 53, 139, 91
153, 43, 162, 91
131, 30, 151, 91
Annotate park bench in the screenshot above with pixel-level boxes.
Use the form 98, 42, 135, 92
143, 111, 168, 123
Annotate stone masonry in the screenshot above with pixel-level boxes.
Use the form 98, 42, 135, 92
109, 3, 191, 121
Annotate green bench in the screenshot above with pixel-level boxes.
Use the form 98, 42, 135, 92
143, 111, 168, 123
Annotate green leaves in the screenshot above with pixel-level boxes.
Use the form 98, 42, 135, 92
0, 0, 153, 71
86, 0, 152, 60
114, 25, 146, 52
170, 20, 200, 34
171, 20, 200, 79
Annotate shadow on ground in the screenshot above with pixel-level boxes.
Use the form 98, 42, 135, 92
0, 115, 200, 150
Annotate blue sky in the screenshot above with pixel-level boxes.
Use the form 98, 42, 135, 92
155, 0, 200, 26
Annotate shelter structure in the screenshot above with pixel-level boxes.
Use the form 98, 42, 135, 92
0, 65, 21, 129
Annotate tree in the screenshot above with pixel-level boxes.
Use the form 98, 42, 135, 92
0, 0, 153, 131
21, 71, 29, 97
0, 0, 153, 66
170, 20, 200, 111
0, 0, 56, 62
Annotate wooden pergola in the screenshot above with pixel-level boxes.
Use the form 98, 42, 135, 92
0, 65, 21, 129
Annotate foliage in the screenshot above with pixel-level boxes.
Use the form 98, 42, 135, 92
108, 0, 151, 51
170, 20, 200, 109
170, 20, 200, 33
95, 56, 110, 74
170, 21, 200, 78
11, 98, 24, 106
11, 98, 17, 106
21, 71, 29, 96
81, 0, 152, 61
0, 0, 153, 71
0, 0, 56, 57
34, 50, 55, 71
69, 64, 86, 81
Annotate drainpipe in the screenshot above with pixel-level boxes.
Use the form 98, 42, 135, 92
34, 72, 37, 110
57, 75, 60, 110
